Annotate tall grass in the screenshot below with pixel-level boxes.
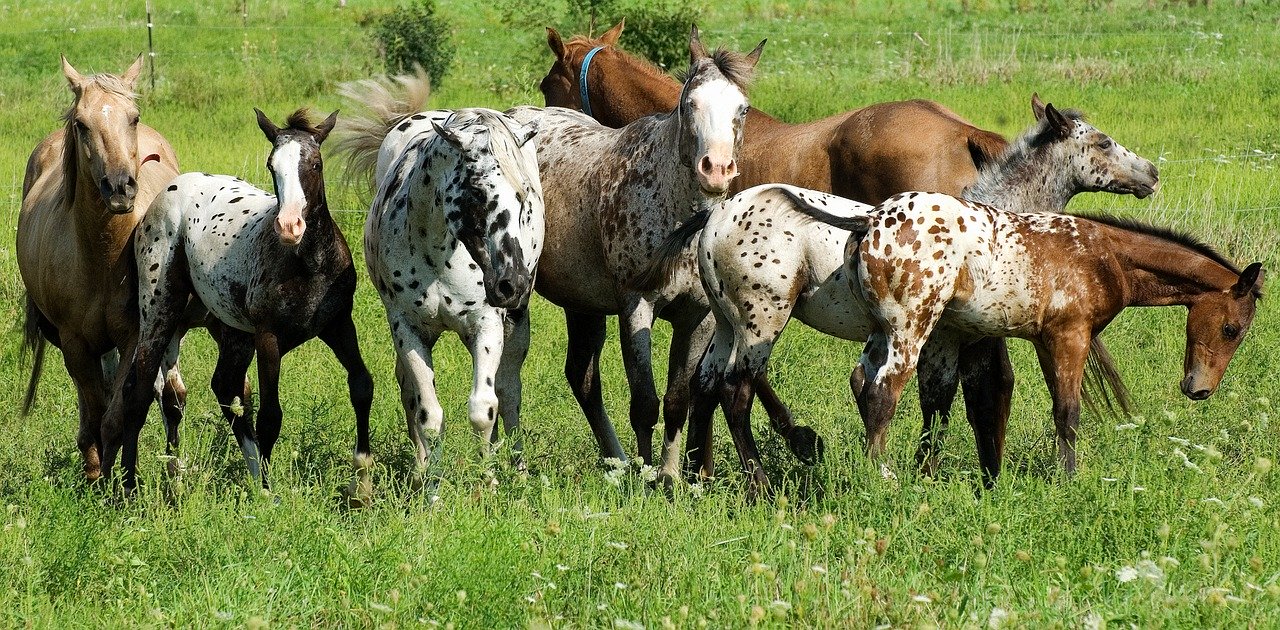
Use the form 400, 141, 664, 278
1, 0, 1278, 626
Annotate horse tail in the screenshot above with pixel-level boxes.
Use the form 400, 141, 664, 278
776, 187, 871, 236
966, 127, 1009, 171
629, 210, 710, 293
332, 66, 433, 191
21, 294, 48, 415
1080, 336, 1133, 418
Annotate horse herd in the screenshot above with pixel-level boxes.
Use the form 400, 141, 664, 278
16, 23, 1264, 504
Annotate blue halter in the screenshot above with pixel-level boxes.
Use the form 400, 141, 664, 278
579, 46, 606, 118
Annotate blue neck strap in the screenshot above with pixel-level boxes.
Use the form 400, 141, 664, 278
579, 46, 606, 118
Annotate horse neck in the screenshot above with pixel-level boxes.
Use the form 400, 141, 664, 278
587, 51, 680, 126
963, 144, 1076, 213
1101, 225, 1241, 307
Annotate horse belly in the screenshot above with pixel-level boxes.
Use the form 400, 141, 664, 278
181, 188, 275, 333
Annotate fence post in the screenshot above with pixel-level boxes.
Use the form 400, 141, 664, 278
146, 0, 155, 91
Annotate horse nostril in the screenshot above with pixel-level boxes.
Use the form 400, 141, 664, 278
1190, 389, 1212, 400
699, 155, 713, 175
497, 279, 515, 298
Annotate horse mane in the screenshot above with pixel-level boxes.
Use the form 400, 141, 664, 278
675, 47, 756, 90
58, 73, 138, 210
564, 34, 673, 81
1072, 212, 1242, 275
283, 108, 324, 135
965, 108, 1085, 203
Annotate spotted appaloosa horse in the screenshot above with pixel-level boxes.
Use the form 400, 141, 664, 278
100, 109, 374, 499
18, 54, 186, 482
636, 97, 1160, 497
501, 26, 764, 481
813, 195, 1261, 479
355, 107, 544, 493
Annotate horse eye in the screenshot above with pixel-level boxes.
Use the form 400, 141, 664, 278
1097, 138, 1113, 150
131, 116, 140, 126
1222, 323, 1240, 340
313, 161, 321, 170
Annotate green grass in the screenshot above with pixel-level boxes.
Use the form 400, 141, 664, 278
2, 0, 1279, 626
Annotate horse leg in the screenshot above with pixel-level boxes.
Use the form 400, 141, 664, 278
683, 322, 730, 481
618, 294, 660, 466
319, 313, 375, 506
657, 312, 713, 484
959, 337, 1015, 488
59, 336, 108, 482
462, 311, 506, 467
390, 317, 444, 492
720, 370, 770, 502
915, 334, 963, 478
157, 331, 188, 476
209, 325, 259, 482
757, 376, 824, 465
253, 331, 285, 489
495, 308, 531, 472
564, 310, 625, 461
1034, 328, 1091, 475
849, 329, 924, 478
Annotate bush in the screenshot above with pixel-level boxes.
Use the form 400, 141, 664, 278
368, 1, 455, 86
598, 0, 703, 70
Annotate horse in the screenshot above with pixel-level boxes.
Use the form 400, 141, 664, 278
353, 107, 544, 495
540, 20, 1009, 203
494, 26, 764, 481
802, 193, 1262, 480
99, 109, 374, 500
634, 97, 1160, 497
539, 21, 1023, 477
17, 54, 186, 482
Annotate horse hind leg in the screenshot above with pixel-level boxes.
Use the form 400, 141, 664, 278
657, 312, 714, 485
155, 332, 189, 477
683, 323, 732, 482
915, 333, 963, 479
320, 313, 375, 507
959, 337, 1014, 489
564, 310, 626, 461
59, 337, 108, 482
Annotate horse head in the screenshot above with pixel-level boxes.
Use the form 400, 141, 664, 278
432, 111, 542, 310
255, 108, 337, 248
1030, 94, 1160, 199
61, 54, 153, 214
676, 25, 765, 195
1182, 262, 1264, 400
540, 20, 625, 111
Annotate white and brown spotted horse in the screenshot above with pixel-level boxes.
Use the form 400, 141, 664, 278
496, 26, 764, 482
100, 109, 374, 498
636, 97, 1160, 497
810, 195, 1261, 482
354, 107, 544, 495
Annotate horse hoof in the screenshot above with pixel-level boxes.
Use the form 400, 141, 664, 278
786, 426, 826, 465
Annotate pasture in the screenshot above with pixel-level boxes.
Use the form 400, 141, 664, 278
1, 0, 1278, 626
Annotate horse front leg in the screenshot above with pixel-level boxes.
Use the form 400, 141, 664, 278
915, 333, 963, 479
253, 330, 285, 489
757, 376, 824, 465
618, 294, 660, 466
209, 325, 258, 482
320, 313, 375, 507
958, 337, 1015, 488
495, 308, 531, 472
1034, 328, 1091, 475
389, 319, 444, 496
157, 329, 188, 477
564, 310, 626, 461
463, 311, 507, 466
60, 336, 109, 482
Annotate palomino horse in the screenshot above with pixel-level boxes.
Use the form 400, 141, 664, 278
100, 109, 374, 498
539, 22, 1022, 473
502, 26, 763, 481
351, 106, 544, 495
803, 193, 1262, 478
17, 55, 185, 481
635, 98, 1160, 497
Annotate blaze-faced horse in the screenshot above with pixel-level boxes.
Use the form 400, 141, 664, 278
100, 109, 374, 498
810, 194, 1261, 477
356, 107, 544, 494
636, 97, 1159, 497
501, 26, 763, 481
17, 55, 185, 481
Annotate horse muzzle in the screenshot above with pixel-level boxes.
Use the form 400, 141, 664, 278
101, 175, 138, 214
275, 213, 307, 247
484, 271, 533, 310
1180, 374, 1214, 400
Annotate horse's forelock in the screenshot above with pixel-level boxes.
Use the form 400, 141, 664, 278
675, 48, 755, 92
283, 108, 323, 135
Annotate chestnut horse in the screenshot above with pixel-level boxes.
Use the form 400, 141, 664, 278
17, 55, 185, 481
803, 193, 1262, 478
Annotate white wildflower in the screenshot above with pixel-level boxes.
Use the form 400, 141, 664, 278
1168, 436, 1190, 446
1249, 496, 1265, 508
912, 594, 932, 603
607, 541, 628, 550
1201, 497, 1225, 506
638, 465, 659, 483
614, 619, 644, 630
1136, 559, 1165, 585
614, 582, 628, 590
1083, 612, 1104, 630
1115, 422, 1138, 431
1116, 566, 1139, 583
987, 607, 1010, 629
604, 457, 628, 471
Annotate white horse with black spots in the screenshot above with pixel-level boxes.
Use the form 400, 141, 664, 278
350, 107, 543, 494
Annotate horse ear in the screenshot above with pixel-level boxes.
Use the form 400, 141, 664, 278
1030, 93, 1047, 121
431, 120, 467, 147
314, 110, 339, 144
1043, 102, 1072, 139
121, 53, 145, 90
61, 55, 84, 91
600, 19, 624, 45
689, 24, 709, 63
546, 27, 566, 60
745, 39, 767, 68
511, 120, 539, 148
1234, 262, 1265, 298
255, 108, 280, 143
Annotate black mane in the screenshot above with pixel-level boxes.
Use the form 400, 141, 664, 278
1072, 212, 1241, 275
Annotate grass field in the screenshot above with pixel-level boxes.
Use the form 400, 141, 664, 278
2, 0, 1279, 626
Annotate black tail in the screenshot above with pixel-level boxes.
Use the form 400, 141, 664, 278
776, 187, 871, 235
629, 210, 710, 293
21, 295, 47, 415
1080, 336, 1133, 418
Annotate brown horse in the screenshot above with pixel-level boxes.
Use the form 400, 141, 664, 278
540, 20, 1009, 202
540, 22, 1021, 478
18, 55, 185, 481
